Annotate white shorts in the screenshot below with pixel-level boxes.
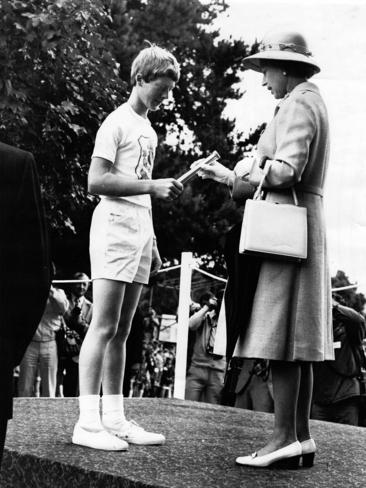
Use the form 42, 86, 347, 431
90, 199, 154, 284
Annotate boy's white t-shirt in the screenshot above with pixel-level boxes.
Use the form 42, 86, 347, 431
92, 102, 158, 208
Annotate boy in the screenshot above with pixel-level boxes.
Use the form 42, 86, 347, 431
73, 45, 183, 450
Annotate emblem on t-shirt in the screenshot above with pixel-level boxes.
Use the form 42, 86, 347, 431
135, 136, 155, 179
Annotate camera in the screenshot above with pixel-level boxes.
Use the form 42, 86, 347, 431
73, 305, 82, 316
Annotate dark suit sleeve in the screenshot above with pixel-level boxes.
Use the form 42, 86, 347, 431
0, 148, 51, 367
14, 152, 51, 365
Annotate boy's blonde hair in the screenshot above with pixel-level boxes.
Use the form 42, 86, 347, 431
130, 44, 180, 86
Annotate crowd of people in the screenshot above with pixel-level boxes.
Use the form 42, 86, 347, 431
12, 272, 92, 398
185, 291, 366, 431
12, 277, 177, 400
14, 280, 365, 433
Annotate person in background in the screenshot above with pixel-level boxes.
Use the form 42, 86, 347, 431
312, 299, 366, 425
59, 272, 92, 397
234, 358, 274, 413
186, 301, 201, 374
142, 303, 160, 342
185, 292, 226, 404
160, 356, 174, 398
18, 280, 69, 397
151, 341, 164, 396
122, 305, 145, 398
0, 141, 51, 467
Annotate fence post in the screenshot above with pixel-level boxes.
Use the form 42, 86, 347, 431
174, 252, 193, 399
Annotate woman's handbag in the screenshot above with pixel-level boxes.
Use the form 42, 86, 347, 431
239, 161, 308, 261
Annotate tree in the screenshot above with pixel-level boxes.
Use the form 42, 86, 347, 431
1, 0, 259, 274
0, 0, 131, 270
0, 0, 125, 231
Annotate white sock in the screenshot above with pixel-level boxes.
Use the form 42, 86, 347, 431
102, 394, 126, 429
78, 395, 103, 432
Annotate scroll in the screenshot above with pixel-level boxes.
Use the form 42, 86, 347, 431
177, 151, 220, 184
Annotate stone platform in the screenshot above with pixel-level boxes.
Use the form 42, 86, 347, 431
1, 398, 365, 487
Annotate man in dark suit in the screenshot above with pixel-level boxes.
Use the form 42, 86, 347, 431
0, 142, 51, 466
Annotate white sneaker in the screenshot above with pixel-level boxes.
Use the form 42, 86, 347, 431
105, 420, 166, 445
72, 423, 129, 451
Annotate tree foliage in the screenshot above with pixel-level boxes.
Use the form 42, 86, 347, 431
0, 0, 257, 274
0, 0, 125, 234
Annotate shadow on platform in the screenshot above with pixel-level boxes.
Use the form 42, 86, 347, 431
1, 398, 365, 487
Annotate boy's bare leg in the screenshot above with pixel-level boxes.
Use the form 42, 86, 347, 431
74, 279, 129, 450
102, 282, 143, 394
79, 279, 126, 395
101, 282, 166, 445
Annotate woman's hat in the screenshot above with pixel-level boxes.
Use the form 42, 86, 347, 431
243, 30, 320, 74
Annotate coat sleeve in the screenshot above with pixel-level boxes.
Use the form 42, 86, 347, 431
49, 287, 69, 314
249, 93, 317, 189
273, 93, 317, 184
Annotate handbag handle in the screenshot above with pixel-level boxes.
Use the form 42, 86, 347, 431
253, 160, 299, 206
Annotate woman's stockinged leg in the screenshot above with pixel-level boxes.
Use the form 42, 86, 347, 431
79, 279, 126, 396
296, 362, 313, 442
257, 360, 301, 456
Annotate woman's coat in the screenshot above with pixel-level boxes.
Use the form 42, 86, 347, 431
234, 81, 334, 362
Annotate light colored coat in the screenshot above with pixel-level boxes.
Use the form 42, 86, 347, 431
234, 81, 334, 362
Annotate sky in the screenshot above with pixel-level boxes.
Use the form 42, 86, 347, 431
212, 0, 366, 294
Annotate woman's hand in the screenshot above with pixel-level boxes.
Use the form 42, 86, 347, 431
234, 158, 255, 180
192, 160, 234, 186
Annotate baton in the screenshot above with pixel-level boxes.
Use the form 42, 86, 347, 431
177, 151, 220, 184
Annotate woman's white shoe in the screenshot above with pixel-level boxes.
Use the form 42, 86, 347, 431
300, 438, 316, 467
300, 438, 316, 454
72, 423, 129, 451
235, 441, 302, 468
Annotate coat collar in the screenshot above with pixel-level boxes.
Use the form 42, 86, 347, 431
275, 81, 320, 112
289, 81, 320, 96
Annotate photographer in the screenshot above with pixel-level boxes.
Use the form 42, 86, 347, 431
18, 284, 69, 397
185, 292, 226, 404
311, 299, 366, 425
57, 272, 92, 397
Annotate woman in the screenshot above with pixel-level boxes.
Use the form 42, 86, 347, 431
198, 30, 333, 468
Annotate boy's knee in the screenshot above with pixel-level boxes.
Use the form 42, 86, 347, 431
94, 323, 118, 343
114, 322, 132, 343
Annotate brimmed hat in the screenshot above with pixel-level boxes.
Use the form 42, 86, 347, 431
243, 30, 320, 74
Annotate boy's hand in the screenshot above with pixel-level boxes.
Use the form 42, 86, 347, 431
151, 178, 183, 200
150, 241, 162, 277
